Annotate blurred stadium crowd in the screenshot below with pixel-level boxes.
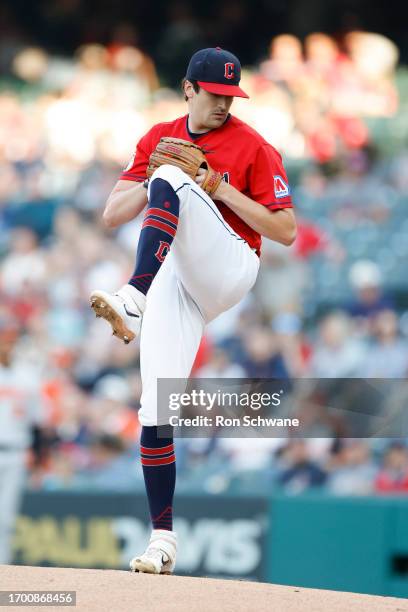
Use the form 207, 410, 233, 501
1, 30, 408, 496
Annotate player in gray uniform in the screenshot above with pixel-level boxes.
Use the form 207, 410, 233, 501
0, 317, 43, 564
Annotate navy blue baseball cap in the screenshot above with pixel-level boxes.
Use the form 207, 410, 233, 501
186, 47, 249, 98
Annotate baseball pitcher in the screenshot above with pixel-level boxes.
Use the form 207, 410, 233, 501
90, 47, 296, 574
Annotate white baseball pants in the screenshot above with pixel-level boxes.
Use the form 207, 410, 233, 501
139, 165, 260, 426
0, 450, 26, 563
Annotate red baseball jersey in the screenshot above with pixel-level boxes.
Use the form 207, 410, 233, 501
120, 114, 293, 255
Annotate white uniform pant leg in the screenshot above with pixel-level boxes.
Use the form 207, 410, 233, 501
147, 165, 260, 321
139, 254, 205, 426
0, 451, 26, 564
139, 165, 260, 426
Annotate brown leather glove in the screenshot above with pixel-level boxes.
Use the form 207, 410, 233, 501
146, 137, 222, 196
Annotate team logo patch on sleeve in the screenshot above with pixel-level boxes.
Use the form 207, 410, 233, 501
274, 175, 290, 198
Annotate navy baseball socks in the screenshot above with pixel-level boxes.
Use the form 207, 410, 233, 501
129, 426, 177, 574
140, 425, 176, 531
129, 178, 180, 294
89, 178, 179, 344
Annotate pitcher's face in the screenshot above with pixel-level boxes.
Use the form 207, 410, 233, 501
185, 81, 234, 131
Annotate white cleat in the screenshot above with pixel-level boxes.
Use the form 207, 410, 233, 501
90, 284, 146, 344
129, 529, 177, 575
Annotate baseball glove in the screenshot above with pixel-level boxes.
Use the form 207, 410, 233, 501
146, 137, 222, 196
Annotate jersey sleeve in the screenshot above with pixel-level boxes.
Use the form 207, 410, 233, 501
119, 128, 156, 182
248, 144, 293, 210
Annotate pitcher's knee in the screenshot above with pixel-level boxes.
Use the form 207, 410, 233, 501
151, 164, 190, 187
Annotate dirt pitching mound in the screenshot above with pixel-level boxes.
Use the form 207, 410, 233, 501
0, 565, 407, 612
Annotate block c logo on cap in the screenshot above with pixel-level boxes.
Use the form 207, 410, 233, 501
224, 63, 235, 79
